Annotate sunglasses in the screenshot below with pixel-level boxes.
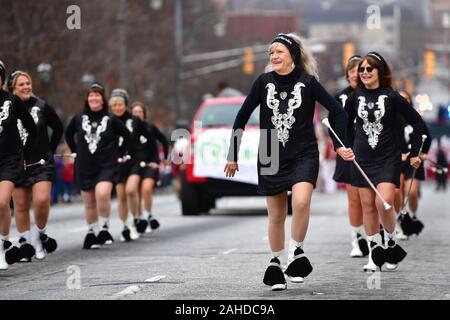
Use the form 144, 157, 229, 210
358, 66, 375, 73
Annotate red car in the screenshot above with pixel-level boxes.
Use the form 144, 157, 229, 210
180, 96, 261, 215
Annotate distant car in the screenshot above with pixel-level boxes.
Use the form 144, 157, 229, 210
180, 96, 261, 215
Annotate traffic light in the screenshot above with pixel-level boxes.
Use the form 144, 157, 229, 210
242, 48, 254, 75
423, 50, 436, 78
342, 42, 355, 67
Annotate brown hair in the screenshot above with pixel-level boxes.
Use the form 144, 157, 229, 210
83, 87, 108, 112
346, 58, 361, 81
131, 101, 148, 120
356, 56, 392, 88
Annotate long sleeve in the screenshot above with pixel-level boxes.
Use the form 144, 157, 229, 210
391, 92, 425, 157
43, 103, 64, 154
311, 78, 348, 149
344, 93, 357, 148
227, 75, 262, 162
65, 116, 77, 153
151, 124, 169, 160
14, 96, 36, 154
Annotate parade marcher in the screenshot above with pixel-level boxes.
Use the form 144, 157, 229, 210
345, 52, 426, 272
109, 89, 153, 241
224, 33, 354, 291
329, 55, 369, 257
0, 61, 36, 269
397, 90, 431, 238
65, 83, 135, 249
131, 101, 169, 233
9, 71, 63, 262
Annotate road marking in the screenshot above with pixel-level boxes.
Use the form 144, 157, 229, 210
145, 275, 166, 283
222, 248, 238, 255
114, 285, 141, 299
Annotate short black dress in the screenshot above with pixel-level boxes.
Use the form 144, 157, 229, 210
65, 109, 134, 191
228, 67, 348, 196
0, 90, 36, 184
15, 97, 63, 187
345, 87, 425, 188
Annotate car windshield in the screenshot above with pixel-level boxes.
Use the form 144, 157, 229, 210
199, 104, 259, 127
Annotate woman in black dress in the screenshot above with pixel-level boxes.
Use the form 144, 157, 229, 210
131, 102, 169, 233
329, 55, 369, 258
65, 83, 134, 249
224, 33, 354, 291
109, 89, 154, 241
0, 61, 36, 270
345, 52, 425, 272
397, 90, 431, 237
9, 71, 63, 262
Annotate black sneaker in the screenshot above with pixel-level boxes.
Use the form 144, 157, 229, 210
357, 233, 369, 257
120, 227, 131, 242
18, 237, 35, 262
398, 212, 415, 236
411, 216, 425, 235
284, 247, 313, 282
83, 231, 101, 249
97, 227, 114, 245
148, 217, 160, 230
40, 233, 58, 253
263, 257, 287, 291
385, 239, 407, 267
135, 219, 148, 234
3, 240, 23, 264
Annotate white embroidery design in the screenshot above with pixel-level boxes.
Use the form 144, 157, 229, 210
17, 120, 28, 146
30, 106, 40, 124
0, 100, 11, 137
357, 95, 387, 149
266, 82, 305, 147
119, 118, 133, 147
140, 136, 147, 144
339, 94, 348, 107
82, 115, 109, 154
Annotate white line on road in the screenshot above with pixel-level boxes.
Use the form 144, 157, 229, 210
114, 285, 141, 299
145, 275, 167, 283
222, 248, 238, 255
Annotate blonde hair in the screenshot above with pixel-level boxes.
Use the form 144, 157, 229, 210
265, 32, 319, 80
108, 96, 126, 107
10, 71, 33, 93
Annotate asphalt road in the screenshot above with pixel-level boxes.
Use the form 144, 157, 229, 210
0, 183, 449, 301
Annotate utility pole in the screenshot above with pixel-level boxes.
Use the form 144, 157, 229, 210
117, 0, 128, 88
174, 0, 183, 120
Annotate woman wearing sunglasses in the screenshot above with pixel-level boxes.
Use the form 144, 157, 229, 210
344, 52, 426, 272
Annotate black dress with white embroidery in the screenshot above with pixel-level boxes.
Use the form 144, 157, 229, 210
227, 67, 348, 196
0, 90, 36, 183
329, 86, 355, 184
65, 109, 134, 191
345, 86, 425, 188
16, 97, 63, 187
115, 111, 154, 183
